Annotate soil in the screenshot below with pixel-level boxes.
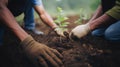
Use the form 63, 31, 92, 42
0, 15, 120, 67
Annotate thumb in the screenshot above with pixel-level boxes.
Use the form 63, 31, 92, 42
54, 28, 65, 37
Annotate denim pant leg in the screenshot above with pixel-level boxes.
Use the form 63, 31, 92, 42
24, 0, 42, 30
24, 2, 35, 30
91, 27, 107, 37
104, 21, 120, 43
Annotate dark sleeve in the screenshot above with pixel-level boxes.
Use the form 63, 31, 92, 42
106, 0, 120, 20
101, 0, 115, 13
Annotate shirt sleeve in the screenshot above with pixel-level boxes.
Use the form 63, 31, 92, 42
31, 0, 42, 6
106, 0, 120, 20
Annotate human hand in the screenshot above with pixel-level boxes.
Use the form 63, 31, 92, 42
70, 23, 90, 40
21, 35, 63, 67
54, 27, 66, 37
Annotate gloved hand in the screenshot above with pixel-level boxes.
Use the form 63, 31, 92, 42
54, 27, 65, 37
20, 35, 63, 67
70, 23, 90, 40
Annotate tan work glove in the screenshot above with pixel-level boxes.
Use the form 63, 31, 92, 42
70, 23, 90, 39
54, 27, 65, 37
20, 35, 63, 67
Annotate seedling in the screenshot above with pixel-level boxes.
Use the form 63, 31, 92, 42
75, 8, 90, 24
54, 7, 70, 42
54, 7, 69, 32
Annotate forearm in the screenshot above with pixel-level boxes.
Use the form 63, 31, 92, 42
0, 6, 29, 41
89, 14, 117, 31
34, 5, 58, 29
40, 12, 58, 29
89, 5, 103, 22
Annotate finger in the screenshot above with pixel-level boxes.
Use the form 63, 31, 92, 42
57, 32, 65, 37
46, 49, 63, 66
64, 31, 69, 35
37, 56, 48, 67
61, 32, 66, 37
69, 32, 79, 41
63, 31, 69, 38
42, 52, 59, 67
56, 30, 65, 37
69, 32, 73, 40
50, 48, 63, 59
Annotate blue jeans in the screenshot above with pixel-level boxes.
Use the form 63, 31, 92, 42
92, 21, 120, 43
24, 0, 42, 30
0, 0, 42, 45
9, 0, 42, 30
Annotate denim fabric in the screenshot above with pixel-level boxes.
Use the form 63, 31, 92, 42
30, 0, 42, 5
24, 0, 42, 30
0, 0, 42, 44
92, 21, 120, 43
92, 27, 107, 37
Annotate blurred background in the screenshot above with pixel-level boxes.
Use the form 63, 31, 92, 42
43, 0, 100, 16
16, 0, 100, 22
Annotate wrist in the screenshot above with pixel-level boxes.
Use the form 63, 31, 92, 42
12, 27, 29, 41
54, 27, 61, 32
85, 23, 91, 32
20, 35, 34, 47
52, 25, 59, 30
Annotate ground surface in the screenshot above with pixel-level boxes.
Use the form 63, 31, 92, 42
0, 15, 120, 67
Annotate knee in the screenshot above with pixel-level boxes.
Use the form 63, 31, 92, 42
91, 30, 104, 37
91, 31, 100, 36
105, 29, 120, 43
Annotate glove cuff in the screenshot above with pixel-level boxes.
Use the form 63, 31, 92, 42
54, 27, 59, 31
85, 23, 91, 33
52, 26, 59, 30
20, 35, 35, 48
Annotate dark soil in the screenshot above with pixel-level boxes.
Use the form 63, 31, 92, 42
0, 15, 120, 67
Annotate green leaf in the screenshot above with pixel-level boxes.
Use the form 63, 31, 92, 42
57, 7, 63, 13
54, 7, 70, 31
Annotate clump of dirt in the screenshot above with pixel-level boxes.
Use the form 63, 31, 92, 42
0, 15, 120, 67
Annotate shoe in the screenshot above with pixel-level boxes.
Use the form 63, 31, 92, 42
24, 28, 44, 35
31, 29, 44, 35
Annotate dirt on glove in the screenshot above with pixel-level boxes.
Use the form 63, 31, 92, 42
0, 15, 120, 67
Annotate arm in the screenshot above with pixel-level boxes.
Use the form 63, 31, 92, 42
70, 0, 119, 39
0, 1, 28, 41
89, 0, 120, 30
88, 5, 103, 22
70, 14, 117, 39
34, 5, 58, 29
34, 5, 66, 37
0, 1, 63, 66
89, 14, 117, 31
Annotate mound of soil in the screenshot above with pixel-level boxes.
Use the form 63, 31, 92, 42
0, 15, 120, 67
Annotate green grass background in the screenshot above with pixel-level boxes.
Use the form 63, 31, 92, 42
15, 0, 100, 23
